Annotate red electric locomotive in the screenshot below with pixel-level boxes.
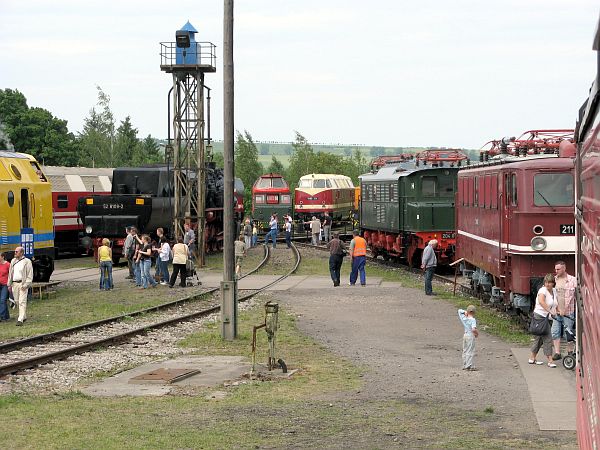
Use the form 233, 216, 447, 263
574, 20, 600, 450
43, 166, 113, 254
252, 173, 292, 229
294, 173, 355, 223
456, 130, 576, 312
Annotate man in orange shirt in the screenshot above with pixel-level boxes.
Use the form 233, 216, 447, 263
349, 230, 367, 286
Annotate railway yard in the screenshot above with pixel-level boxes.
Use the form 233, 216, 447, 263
0, 244, 576, 449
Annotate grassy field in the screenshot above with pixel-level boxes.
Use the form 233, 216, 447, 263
0, 302, 546, 449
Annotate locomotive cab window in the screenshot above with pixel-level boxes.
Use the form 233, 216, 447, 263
57, 195, 68, 209
421, 176, 437, 196
534, 173, 574, 207
272, 178, 287, 188
439, 176, 454, 196
313, 179, 326, 188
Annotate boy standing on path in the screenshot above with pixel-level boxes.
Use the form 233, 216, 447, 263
458, 305, 479, 370
234, 235, 246, 279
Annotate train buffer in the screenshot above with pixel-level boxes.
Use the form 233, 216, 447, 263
30, 281, 61, 300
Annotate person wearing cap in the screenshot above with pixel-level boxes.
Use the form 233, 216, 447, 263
458, 305, 479, 370
421, 239, 438, 295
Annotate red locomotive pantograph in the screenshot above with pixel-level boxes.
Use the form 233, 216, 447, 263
456, 129, 576, 312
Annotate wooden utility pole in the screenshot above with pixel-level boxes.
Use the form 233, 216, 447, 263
221, 0, 237, 339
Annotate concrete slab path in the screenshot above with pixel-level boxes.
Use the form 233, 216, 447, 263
512, 347, 576, 431
82, 356, 251, 397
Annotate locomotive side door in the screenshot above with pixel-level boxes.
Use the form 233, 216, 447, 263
500, 173, 511, 276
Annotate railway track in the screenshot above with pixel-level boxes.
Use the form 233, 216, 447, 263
0, 244, 301, 377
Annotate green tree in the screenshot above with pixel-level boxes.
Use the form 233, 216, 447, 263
0, 89, 81, 165
235, 130, 264, 212
266, 155, 285, 176
78, 86, 116, 167
140, 135, 162, 164
114, 116, 138, 166
287, 131, 315, 189
212, 151, 224, 169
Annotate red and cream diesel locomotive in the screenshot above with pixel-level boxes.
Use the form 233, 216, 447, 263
574, 19, 600, 450
456, 130, 576, 313
294, 173, 355, 223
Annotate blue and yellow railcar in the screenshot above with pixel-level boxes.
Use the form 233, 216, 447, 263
0, 151, 54, 281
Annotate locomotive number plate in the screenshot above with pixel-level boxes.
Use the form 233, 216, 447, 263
307, 196, 318, 201
560, 224, 575, 235
103, 203, 124, 210
442, 232, 455, 239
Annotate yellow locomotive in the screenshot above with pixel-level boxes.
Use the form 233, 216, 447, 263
0, 151, 54, 281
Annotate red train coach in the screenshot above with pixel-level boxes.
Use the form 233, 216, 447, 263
456, 130, 576, 312
294, 173, 355, 223
574, 19, 600, 450
43, 166, 112, 254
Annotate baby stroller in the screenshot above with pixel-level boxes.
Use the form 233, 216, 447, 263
562, 327, 576, 371
185, 252, 202, 287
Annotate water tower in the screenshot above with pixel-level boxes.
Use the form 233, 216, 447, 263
160, 21, 216, 266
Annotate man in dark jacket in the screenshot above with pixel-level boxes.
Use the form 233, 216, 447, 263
327, 232, 346, 287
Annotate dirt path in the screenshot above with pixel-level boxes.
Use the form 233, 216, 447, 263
272, 282, 577, 448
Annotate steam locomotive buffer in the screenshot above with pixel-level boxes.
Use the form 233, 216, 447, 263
161, 21, 216, 266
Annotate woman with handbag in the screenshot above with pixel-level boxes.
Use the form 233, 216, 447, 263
529, 274, 558, 368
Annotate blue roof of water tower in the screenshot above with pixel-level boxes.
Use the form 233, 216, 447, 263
180, 21, 198, 33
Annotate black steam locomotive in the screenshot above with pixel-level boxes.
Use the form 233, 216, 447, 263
77, 163, 242, 261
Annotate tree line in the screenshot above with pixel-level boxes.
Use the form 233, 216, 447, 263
0, 87, 161, 167
0, 87, 372, 215
234, 130, 370, 213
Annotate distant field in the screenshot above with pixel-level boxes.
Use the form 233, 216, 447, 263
258, 154, 290, 168
207, 140, 479, 169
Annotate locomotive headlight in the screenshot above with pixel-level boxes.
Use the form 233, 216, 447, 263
86, 225, 93, 234
531, 236, 547, 251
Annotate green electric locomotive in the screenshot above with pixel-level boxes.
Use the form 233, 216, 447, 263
360, 150, 467, 267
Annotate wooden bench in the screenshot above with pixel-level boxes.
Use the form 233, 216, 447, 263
30, 281, 61, 300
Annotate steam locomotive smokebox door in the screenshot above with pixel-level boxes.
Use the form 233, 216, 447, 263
175, 21, 199, 65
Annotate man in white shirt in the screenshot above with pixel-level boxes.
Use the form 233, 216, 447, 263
8, 247, 34, 326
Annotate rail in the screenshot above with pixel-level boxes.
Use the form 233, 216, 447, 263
0, 244, 301, 377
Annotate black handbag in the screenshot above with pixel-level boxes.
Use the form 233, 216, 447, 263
529, 315, 550, 336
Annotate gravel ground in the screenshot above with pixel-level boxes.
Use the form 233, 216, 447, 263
0, 296, 258, 395
272, 279, 577, 448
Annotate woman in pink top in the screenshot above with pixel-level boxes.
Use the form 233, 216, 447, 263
0, 252, 10, 321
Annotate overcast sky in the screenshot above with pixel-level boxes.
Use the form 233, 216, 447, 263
1, 0, 598, 149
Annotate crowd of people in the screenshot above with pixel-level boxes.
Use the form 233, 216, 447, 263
116, 225, 196, 290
